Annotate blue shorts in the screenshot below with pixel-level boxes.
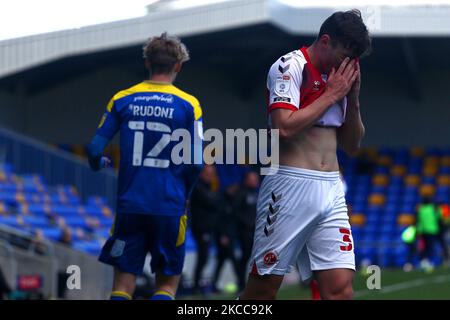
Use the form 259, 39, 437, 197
99, 213, 187, 276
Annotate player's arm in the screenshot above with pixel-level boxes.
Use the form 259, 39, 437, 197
87, 98, 120, 171
270, 57, 358, 138
337, 61, 365, 156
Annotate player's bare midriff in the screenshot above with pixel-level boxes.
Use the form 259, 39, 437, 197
278, 125, 339, 172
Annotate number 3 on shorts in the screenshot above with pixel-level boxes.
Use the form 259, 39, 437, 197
339, 228, 353, 252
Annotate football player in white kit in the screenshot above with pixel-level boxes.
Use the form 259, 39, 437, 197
240, 10, 371, 300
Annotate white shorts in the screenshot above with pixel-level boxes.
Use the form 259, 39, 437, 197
249, 166, 355, 282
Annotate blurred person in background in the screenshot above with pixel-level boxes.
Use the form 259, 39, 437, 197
211, 196, 240, 294
436, 200, 450, 266
231, 171, 260, 291
31, 230, 47, 255
58, 227, 73, 247
189, 165, 222, 294
416, 197, 441, 271
0, 265, 11, 300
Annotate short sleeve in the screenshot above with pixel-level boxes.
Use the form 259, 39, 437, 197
96, 97, 120, 140
267, 54, 303, 113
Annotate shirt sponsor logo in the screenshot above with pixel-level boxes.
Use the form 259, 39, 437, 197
134, 94, 174, 104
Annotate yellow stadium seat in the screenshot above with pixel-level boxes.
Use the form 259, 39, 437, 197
405, 175, 421, 186
377, 156, 392, 166
424, 156, 440, 166
410, 147, 425, 158
437, 175, 450, 186
368, 193, 385, 206
442, 156, 450, 167
0, 203, 6, 215
423, 165, 438, 176
419, 184, 435, 197
372, 174, 389, 186
20, 204, 29, 215
102, 206, 113, 217
398, 214, 416, 226
391, 165, 407, 177
365, 147, 378, 159
15, 192, 25, 204
350, 214, 366, 226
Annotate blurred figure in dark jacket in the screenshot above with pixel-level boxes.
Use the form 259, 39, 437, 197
0, 265, 11, 300
190, 165, 222, 293
231, 171, 260, 291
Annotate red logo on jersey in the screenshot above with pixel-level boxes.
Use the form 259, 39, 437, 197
339, 228, 353, 252
283, 75, 290, 81
263, 251, 278, 266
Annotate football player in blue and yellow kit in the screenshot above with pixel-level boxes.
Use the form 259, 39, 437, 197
87, 33, 203, 300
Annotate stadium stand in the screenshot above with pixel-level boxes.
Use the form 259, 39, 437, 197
0, 161, 113, 256
341, 147, 450, 268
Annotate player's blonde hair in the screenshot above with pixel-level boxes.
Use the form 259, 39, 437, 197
142, 32, 190, 74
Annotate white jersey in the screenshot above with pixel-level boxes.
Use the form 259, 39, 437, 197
267, 47, 347, 127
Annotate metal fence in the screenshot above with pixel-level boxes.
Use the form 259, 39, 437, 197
0, 127, 117, 207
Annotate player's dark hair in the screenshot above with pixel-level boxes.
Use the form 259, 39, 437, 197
318, 9, 372, 58
143, 32, 190, 75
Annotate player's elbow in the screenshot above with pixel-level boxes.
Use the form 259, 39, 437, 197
275, 126, 301, 140
87, 143, 102, 171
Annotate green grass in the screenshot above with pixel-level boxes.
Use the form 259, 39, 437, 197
182, 267, 450, 300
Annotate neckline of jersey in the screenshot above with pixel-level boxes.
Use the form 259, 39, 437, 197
300, 46, 327, 80
143, 80, 173, 86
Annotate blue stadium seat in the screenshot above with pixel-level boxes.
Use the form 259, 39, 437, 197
23, 216, 50, 228
73, 240, 102, 256
27, 203, 49, 215
64, 216, 87, 229
40, 228, 62, 241
0, 216, 22, 228
375, 166, 389, 174
87, 196, 108, 206
357, 247, 376, 264
52, 205, 78, 216
84, 205, 104, 217
0, 191, 19, 207
377, 247, 394, 267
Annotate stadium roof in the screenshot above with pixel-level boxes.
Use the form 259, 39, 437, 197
1, 0, 450, 78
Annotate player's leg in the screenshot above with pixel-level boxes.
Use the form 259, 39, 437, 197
314, 268, 354, 300
241, 168, 324, 300
305, 178, 356, 300
99, 213, 148, 300
110, 268, 136, 300
148, 214, 188, 300
240, 273, 284, 300
152, 272, 181, 300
